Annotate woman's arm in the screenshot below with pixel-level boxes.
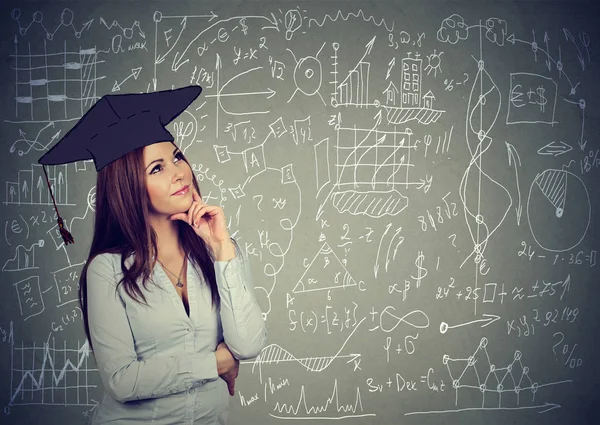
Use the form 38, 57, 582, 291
87, 253, 232, 403
212, 239, 268, 359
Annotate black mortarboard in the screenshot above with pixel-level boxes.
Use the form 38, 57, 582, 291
37, 85, 203, 245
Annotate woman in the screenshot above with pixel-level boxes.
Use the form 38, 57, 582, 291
38, 86, 267, 424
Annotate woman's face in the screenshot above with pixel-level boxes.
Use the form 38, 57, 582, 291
143, 141, 193, 218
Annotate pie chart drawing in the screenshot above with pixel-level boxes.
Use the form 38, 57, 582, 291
527, 168, 591, 252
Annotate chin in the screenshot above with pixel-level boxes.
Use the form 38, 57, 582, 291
174, 198, 193, 213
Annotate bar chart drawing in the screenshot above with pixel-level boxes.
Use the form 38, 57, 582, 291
331, 36, 377, 108
5, 163, 74, 206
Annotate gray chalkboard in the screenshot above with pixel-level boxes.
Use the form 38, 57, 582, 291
1, 1, 599, 424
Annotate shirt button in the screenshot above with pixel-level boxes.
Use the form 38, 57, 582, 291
188, 388, 195, 394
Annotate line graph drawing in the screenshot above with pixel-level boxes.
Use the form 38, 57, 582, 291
270, 379, 375, 420
442, 337, 570, 411
247, 317, 365, 384
9, 122, 62, 157
11, 8, 93, 40
252, 344, 360, 374
4, 336, 97, 414
308, 9, 394, 33
99, 16, 145, 38
2, 240, 44, 273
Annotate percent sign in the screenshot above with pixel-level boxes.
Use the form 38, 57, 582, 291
562, 343, 583, 368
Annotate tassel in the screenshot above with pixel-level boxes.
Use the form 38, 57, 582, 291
43, 166, 75, 245
57, 216, 75, 245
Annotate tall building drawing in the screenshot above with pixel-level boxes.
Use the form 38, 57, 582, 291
401, 56, 422, 107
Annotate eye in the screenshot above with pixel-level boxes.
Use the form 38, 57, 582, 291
149, 152, 184, 175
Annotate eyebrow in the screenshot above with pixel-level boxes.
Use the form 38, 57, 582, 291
146, 147, 180, 171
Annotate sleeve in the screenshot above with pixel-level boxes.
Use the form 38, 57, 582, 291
214, 242, 268, 360
87, 253, 219, 403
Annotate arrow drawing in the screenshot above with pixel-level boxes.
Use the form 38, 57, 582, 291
439, 314, 501, 333
537, 141, 572, 156
112, 67, 142, 92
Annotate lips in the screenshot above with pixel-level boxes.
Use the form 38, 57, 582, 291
172, 185, 189, 196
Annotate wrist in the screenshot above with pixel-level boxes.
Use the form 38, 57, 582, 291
215, 346, 235, 375
210, 239, 236, 261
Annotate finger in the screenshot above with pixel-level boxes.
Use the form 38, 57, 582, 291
169, 212, 187, 222
193, 204, 221, 226
195, 204, 220, 220
193, 205, 210, 227
189, 201, 207, 226
189, 201, 205, 225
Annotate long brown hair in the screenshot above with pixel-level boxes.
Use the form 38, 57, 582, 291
78, 141, 220, 351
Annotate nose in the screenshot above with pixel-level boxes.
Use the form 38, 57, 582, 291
173, 167, 184, 182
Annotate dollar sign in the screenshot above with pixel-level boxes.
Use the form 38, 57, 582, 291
240, 18, 248, 35
536, 86, 547, 113
411, 251, 428, 288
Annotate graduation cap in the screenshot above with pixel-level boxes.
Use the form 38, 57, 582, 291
38, 85, 203, 245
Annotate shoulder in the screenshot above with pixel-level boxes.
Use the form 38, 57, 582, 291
86, 252, 121, 277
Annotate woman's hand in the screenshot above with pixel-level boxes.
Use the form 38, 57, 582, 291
169, 188, 230, 248
215, 342, 239, 396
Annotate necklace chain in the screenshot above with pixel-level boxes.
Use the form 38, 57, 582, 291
156, 256, 186, 288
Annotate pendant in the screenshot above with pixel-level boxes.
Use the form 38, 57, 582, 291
176, 280, 184, 288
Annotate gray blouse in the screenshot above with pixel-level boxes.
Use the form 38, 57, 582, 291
87, 247, 267, 424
